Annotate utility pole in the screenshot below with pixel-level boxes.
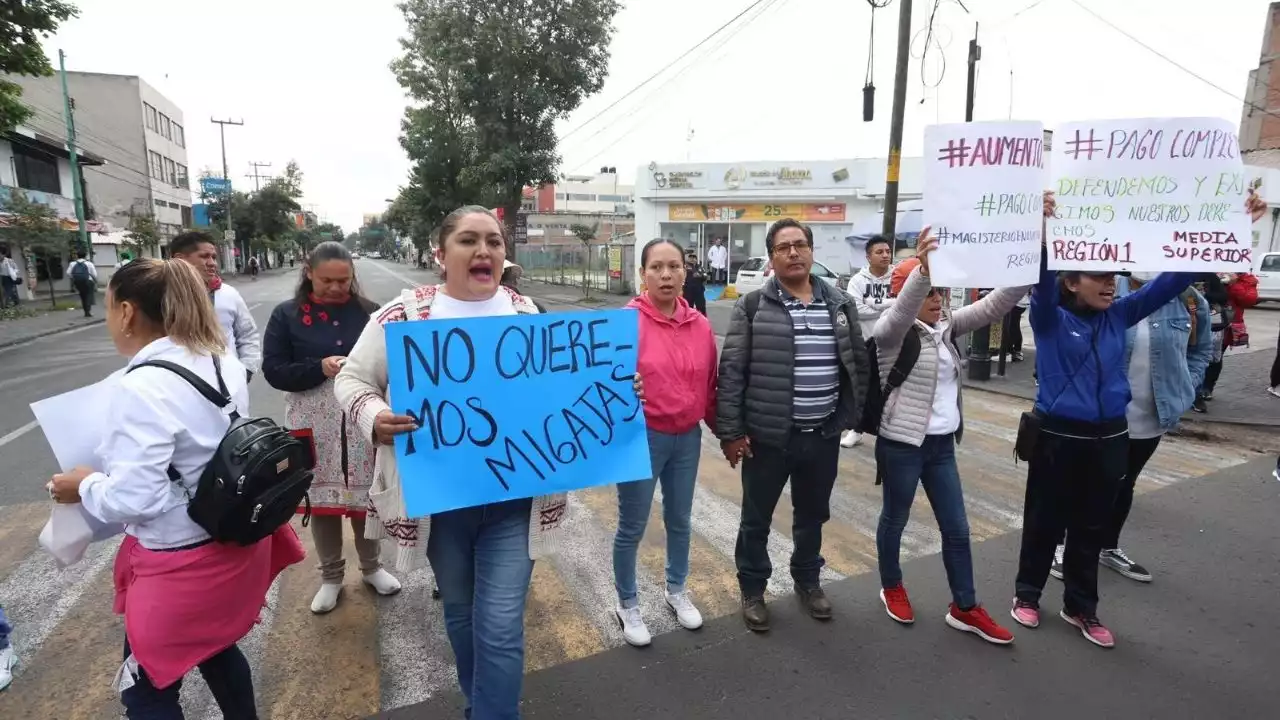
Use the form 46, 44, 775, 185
880, 0, 912, 246
57, 50, 90, 259
246, 161, 271, 192
210, 117, 244, 269
962, 23, 996, 382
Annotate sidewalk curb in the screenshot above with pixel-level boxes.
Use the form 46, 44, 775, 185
0, 317, 106, 350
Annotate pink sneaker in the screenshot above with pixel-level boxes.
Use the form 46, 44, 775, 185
1060, 610, 1116, 648
1010, 599, 1040, 628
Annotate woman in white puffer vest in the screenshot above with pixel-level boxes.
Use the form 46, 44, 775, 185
870, 220, 1042, 646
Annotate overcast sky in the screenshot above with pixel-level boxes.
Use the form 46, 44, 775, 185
39, 0, 1271, 231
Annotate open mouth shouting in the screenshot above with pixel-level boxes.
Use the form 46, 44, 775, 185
469, 262, 495, 283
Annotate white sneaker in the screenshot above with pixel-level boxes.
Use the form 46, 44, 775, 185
1268, 386, 1280, 399
1, 647, 18, 691
310, 582, 343, 614
362, 569, 403, 596
840, 430, 863, 448
665, 590, 704, 630
615, 604, 651, 647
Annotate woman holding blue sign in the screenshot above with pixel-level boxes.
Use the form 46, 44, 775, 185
612, 239, 719, 647
336, 206, 562, 720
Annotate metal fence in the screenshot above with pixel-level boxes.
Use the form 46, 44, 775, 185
514, 244, 613, 291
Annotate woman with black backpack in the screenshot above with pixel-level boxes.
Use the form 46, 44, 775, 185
47, 258, 304, 718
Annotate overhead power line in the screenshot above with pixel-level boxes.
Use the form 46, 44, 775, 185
558, 0, 774, 144
1066, 0, 1280, 122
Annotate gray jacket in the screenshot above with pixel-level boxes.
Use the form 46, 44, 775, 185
873, 266, 1028, 446
716, 276, 870, 449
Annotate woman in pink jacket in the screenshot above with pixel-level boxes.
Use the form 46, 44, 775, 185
612, 238, 719, 647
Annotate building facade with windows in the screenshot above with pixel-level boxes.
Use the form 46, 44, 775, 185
529, 170, 636, 214
6, 71, 193, 245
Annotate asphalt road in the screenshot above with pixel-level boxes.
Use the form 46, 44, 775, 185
0, 261, 1267, 718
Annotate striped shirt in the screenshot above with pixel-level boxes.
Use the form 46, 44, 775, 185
781, 288, 840, 426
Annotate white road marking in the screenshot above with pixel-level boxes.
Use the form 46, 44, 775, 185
0, 420, 38, 449
184, 577, 283, 719
0, 536, 120, 681
379, 565, 456, 710
359, 259, 423, 290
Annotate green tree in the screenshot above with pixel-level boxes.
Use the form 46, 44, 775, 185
0, 188, 73, 307
122, 210, 159, 259
393, 0, 621, 249
570, 222, 598, 298
0, 1, 79, 132
245, 182, 301, 255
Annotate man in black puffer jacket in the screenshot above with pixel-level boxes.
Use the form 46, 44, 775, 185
716, 218, 870, 632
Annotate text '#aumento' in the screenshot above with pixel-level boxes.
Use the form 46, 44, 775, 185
398, 317, 641, 491
936, 135, 1044, 169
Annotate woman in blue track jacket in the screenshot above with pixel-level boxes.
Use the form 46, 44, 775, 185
1010, 192, 1267, 649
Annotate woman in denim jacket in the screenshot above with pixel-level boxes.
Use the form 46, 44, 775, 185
1049, 272, 1211, 585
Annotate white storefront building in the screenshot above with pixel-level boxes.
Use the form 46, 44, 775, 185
632, 157, 924, 286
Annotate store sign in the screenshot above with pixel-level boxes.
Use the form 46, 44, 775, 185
648, 160, 857, 193
513, 212, 528, 244
669, 203, 846, 223
608, 246, 623, 278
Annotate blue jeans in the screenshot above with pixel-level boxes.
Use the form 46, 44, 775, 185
875, 433, 977, 609
0, 604, 10, 650
428, 498, 535, 720
613, 426, 701, 607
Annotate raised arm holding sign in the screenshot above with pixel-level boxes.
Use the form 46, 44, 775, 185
1049, 117, 1255, 272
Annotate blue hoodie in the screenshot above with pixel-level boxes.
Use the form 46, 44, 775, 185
1030, 259, 1198, 424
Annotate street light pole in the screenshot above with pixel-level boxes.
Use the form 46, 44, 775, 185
57, 50, 90, 259
962, 23, 996, 382
880, 0, 913, 246
210, 117, 244, 269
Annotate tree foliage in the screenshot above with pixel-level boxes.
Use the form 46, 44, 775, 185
122, 210, 159, 258
392, 0, 621, 248
0, 187, 73, 306
0, 0, 79, 132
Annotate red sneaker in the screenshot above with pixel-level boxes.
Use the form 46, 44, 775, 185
946, 604, 1014, 645
879, 584, 914, 624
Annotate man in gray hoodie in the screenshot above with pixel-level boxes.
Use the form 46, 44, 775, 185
841, 235, 895, 447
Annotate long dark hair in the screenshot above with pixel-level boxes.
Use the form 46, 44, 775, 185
295, 241, 375, 312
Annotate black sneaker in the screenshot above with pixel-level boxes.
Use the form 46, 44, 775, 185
1203, 390, 1215, 401
1099, 548, 1152, 582
1012, 351, 1024, 362
1049, 544, 1065, 581
741, 595, 770, 632
1192, 397, 1208, 413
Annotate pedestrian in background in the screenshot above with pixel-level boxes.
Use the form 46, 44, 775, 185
336, 206, 566, 720
67, 250, 97, 317
1, 250, 22, 308
716, 218, 870, 632
872, 227, 1031, 646
262, 242, 401, 614
47, 258, 304, 717
170, 231, 261, 383
842, 234, 896, 448
612, 238, 718, 647
681, 250, 708, 315
1048, 272, 1211, 586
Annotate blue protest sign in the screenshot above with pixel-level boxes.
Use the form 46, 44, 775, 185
384, 309, 651, 517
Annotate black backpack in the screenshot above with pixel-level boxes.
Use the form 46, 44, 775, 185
128, 356, 315, 545
743, 290, 919, 437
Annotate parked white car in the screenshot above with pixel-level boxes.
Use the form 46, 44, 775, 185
1258, 251, 1280, 303
734, 256, 842, 295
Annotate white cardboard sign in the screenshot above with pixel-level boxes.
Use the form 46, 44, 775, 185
922, 120, 1047, 288
1048, 117, 1253, 272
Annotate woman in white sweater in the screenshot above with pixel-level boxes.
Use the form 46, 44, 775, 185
870, 210, 1046, 646
334, 206, 563, 720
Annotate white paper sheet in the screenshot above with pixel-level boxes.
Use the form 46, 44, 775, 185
29, 371, 122, 472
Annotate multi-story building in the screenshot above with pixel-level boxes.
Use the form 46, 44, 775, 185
5, 71, 194, 244
529, 169, 636, 214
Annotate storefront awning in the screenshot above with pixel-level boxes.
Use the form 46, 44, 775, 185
2, 129, 107, 166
